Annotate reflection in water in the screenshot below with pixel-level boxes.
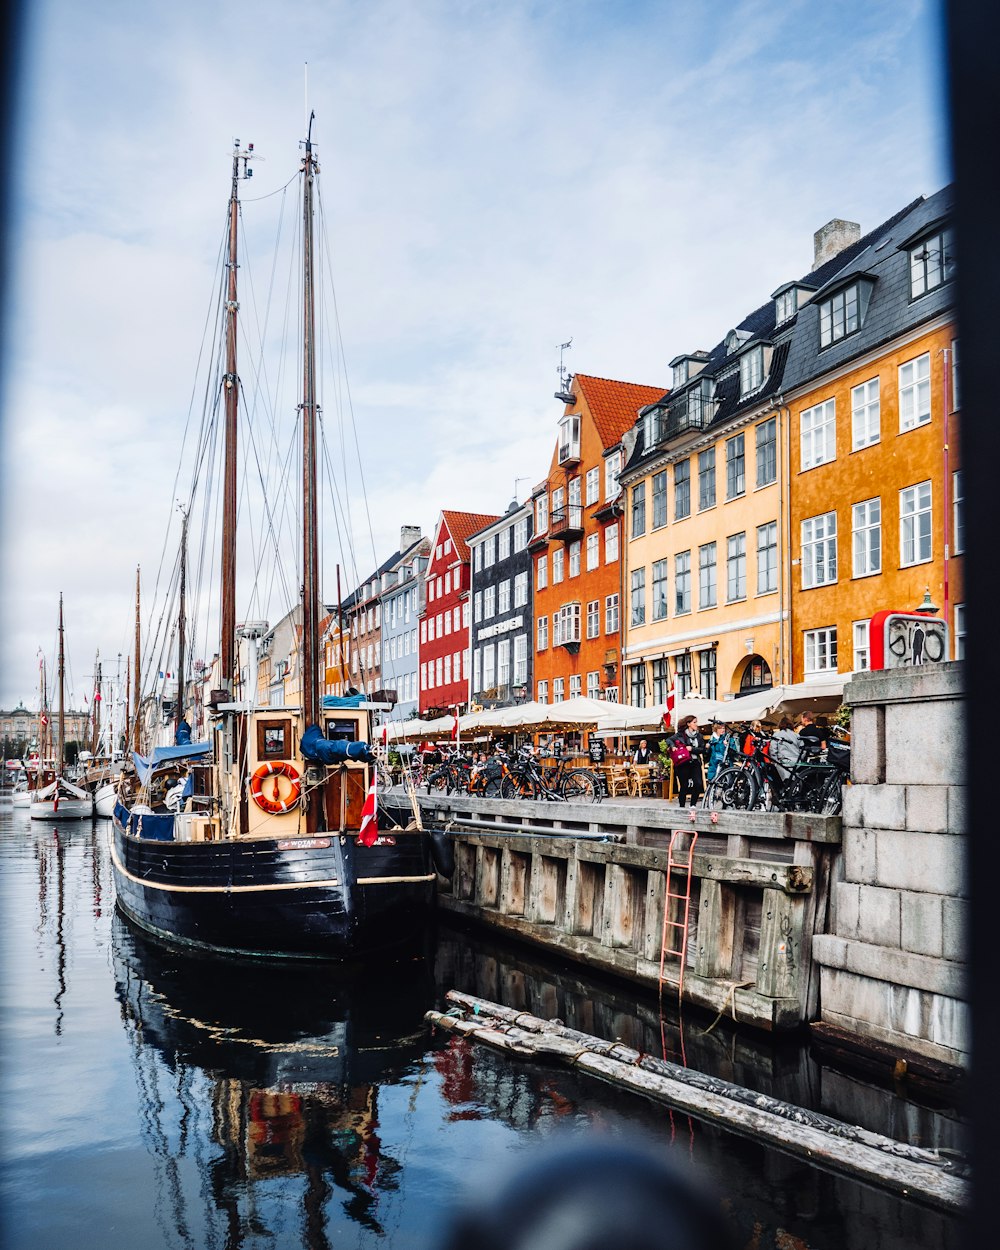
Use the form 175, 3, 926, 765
112, 918, 434, 1248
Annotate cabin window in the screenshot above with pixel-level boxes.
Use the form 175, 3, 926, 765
257, 719, 292, 759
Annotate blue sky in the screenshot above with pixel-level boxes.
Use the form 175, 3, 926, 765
0, 0, 950, 710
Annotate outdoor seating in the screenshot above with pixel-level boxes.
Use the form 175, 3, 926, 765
631, 764, 659, 797
605, 764, 635, 798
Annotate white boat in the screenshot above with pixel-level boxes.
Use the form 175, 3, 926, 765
94, 780, 119, 818
29, 777, 94, 821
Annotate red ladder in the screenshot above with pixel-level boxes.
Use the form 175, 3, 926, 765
658, 828, 698, 999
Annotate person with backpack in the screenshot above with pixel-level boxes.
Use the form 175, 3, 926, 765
671, 715, 706, 808
705, 721, 730, 783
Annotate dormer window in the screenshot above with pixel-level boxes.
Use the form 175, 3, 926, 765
739, 346, 764, 397
776, 289, 797, 323
908, 227, 954, 299
642, 405, 668, 450
726, 329, 751, 356
818, 278, 874, 348
672, 359, 689, 388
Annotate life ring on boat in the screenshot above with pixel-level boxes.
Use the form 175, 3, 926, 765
249, 761, 301, 814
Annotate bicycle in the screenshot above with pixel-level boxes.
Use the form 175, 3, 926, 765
706, 730, 850, 814
541, 753, 603, 803
498, 748, 600, 803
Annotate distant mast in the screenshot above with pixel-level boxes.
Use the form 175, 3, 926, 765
56, 593, 65, 774
301, 113, 320, 730
132, 566, 141, 752
176, 508, 188, 737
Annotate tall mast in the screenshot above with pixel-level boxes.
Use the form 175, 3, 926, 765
132, 566, 141, 753
92, 653, 101, 755
301, 113, 320, 729
57, 594, 65, 774
220, 145, 242, 695
176, 508, 188, 736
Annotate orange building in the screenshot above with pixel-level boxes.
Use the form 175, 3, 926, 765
530, 374, 666, 704
782, 188, 962, 677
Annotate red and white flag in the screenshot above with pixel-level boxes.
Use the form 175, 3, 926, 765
451, 714, 459, 743
662, 686, 676, 731
381, 723, 388, 749
358, 772, 378, 847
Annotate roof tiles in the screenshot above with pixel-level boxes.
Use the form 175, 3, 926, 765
441, 510, 502, 563
574, 375, 668, 448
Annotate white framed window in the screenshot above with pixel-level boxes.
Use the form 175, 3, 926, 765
909, 227, 954, 298
514, 517, 529, 551
552, 611, 561, 647
462, 602, 469, 628
551, 486, 565, 528
726, 532, 746, 602
497, 639, 510, 688
537, 554, 547, 590
483, 536, 495, 568
605, 593, 620, 634
428, 617, 435, 641
586, 599, 600, 638
585, 466, 600, 505
801, 398, 836, 469
474, 544, 482, 572
852, 620, 870, 672
852, 498, 881, 577
630, 568, 646, 626
444, 570, 451, 595
420, 661, 427, 689
725, 433, 745, 499
819, 282, 869, 347
535, 494, 548, 534
514, 571, 528, 607
953, 469, 964, 555
568, 476, 582, 527
444, 611, 451, 635
699, 542, 717, 609
498, 527, 511, 560
569, 540, 581, 578
631, 483, 646, 537
537, 679, 548, 704
740, 345, 764, 396
900, 481, 932, 565
484, 585, 496, 618
569, 674, 582, 699
553, 677, 565, 701
899, 353, 931, 431
605, 523, 619, 563
421, 619, 427, 643
954, 603, 965, 659
674, 460, 691, 521
755, 417, 777, 487
436, 656, 443, 686
605, 685, 619, 703
514, 635, 528, 685
757, 521, 778, 594
851, 377, 880, 450
444, 653, 452, 685
605, 450, 622, 499
675, 550, 691, 614
804, 627, 838, 676
651, 559, 668, 621
498, 579, 511, 614
802, 512, 838, 588
557, 602, 581, 644
699, 447, 716, 510
586, 532, 599, 571
482, 646, 494, 690
537, 615, 548, 650
587, 670, 601, 699
552, 548, 564, 584
444, 538, 452, 555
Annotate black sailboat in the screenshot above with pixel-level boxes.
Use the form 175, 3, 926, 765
110, 122, 444, 959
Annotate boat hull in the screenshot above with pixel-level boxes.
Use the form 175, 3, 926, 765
94, 782, 118, 818
110, 803, 437, 960
29, 798, 93, 820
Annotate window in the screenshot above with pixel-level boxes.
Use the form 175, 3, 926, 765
557, 602, 582, 644
804, 627, 838, 676
675, 550, 691, 614
514, 571, 528, 607
951, 339, 960, 411
699, 542, 717, 609
421, 661, 427, 689
497, 639, 510, 688
852, 498, 881, 577
954, 603, 965, 660
652, 470, 667, 528
605, 593, 620, 634
482, 645, 495, 690
801, 512, 838, 588
852, 620, 870, 672
551, 486, 565, 526
569, 540, 581, 578
586, 532, 599, 570
900, 481, 932, 565
498, 579, 510, 614
674, 460, 691, 520
801, 399, 836, 469
631, 483, 646, 537
699, 447, 716, 509
629, 664, 647, 708
536, 493, 548, 533
483, 536, 495, 568
444, 653, 452, 685
586, 599, 600, 638
775, 287, 798, 324
444, 611, 451, 635
474, 544, 482, 572
514, 517, 529, 551
630, 568, 646, 626
756, 521, 777, 594
537, 679, 548, 704
586, 467, 600, 504
553, 677, 564, 701
537, 615, 548, 650
514, 635, 527, 685
651, 657, 670, 704
552, 548, 564, 584
569, 674, 582, 699
699, 648, 717, 700
849, 377, 880, 450
568, 477, 582, 528
587, 670, 601, 699
484, 585, 496, 617
725, 433, 745, 499
537, 554, 547, 590
819, 281, 870, 347
605, 523, 619, 563
673, 359, 689, 388
651, 559, 668, 620
675, 651, 692, 697
755, 417, 777, 486
726, 533, 746, 601
605, 685, 619, 703
558, 413, 581, 463
552, 611, 561, 647
899, 353, 931, 431
909, 226, 954, 298
605, 450, 622, 499
498, 527, 511, 560
740, 345, 764, 396
953, 469, 964, 555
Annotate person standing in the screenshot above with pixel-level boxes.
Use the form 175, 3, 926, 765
671, 715, 706, 807
633, 738, 652, 765
706, 721, 730, 783
797, 711, 827, 755
769, 717, 802, 780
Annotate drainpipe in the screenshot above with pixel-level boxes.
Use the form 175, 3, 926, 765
941, 346, 952, 653
769, 395, 792, 684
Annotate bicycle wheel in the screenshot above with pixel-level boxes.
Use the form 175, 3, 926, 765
713, 766, 758, 810
427, 767, 451, 795
500, 774, 531, 800
561, 769, 600, 803
817, 772, 844, 815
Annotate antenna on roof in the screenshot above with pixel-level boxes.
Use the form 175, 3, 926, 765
555, 339, 575, 403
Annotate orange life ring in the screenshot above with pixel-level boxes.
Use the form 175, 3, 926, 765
249, 761, 301, 814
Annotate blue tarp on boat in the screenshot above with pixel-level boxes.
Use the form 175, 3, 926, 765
132, 741, 212, 785
301, 724, 374, 764
321, 694, 365, 708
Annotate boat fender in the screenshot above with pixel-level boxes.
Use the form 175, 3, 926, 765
249, 761, 302, 814
429, 830, 455, 879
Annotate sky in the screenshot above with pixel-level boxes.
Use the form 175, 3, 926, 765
0, 0, 950, 713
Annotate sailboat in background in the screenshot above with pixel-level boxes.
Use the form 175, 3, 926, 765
29, 594, 94, 820
110, 123, 445, 959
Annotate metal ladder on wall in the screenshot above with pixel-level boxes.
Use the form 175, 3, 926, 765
658, 827, 698, 998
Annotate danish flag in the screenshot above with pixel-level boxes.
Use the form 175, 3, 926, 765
358, 772, 378, 847
662, 686, 676, 731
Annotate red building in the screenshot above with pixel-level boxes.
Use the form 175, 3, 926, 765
419, 509, 500, 716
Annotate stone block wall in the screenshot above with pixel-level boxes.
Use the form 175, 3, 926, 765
812, 661, 967, 1068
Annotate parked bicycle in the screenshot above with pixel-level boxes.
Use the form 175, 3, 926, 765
499, 747, 601, 803
704, 728, 850, 814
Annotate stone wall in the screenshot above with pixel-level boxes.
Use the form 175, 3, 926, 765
812, 661, 967, 1069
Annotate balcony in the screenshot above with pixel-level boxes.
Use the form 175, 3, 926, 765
549, 505, 584, 542
557, 441, 582, 468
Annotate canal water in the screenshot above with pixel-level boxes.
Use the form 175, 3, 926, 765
0, 806, 966, 1249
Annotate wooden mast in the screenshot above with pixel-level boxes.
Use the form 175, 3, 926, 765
91, 653, 102, 755
176, 508, 188, 737
220, 142, 241, 695
301, 114, 320, 732
132, 566, 141, 753
56, 593, 65, 774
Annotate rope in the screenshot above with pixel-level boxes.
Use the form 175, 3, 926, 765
699, 980, 755, 1035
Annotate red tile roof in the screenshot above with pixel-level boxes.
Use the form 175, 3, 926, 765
574, 374, 668, 448
441, 510, 502, 563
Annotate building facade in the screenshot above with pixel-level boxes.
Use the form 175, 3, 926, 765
468, 501, 533, 708
378, 533, 430, 719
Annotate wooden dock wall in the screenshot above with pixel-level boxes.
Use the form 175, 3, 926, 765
423, 795, 841, 1032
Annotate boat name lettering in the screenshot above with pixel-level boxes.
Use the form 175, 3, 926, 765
277, 837, 331, 850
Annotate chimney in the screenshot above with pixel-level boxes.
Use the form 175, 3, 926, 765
399, 525, 421, 552
814, 218, 861, 268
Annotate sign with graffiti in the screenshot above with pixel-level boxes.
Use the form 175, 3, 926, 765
869, 610, 949, 670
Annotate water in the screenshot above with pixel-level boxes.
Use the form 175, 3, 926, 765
0, 806, 966, 1249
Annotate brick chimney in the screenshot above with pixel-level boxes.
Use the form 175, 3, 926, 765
399, 525, 422, 552
814, 218, 861, 268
